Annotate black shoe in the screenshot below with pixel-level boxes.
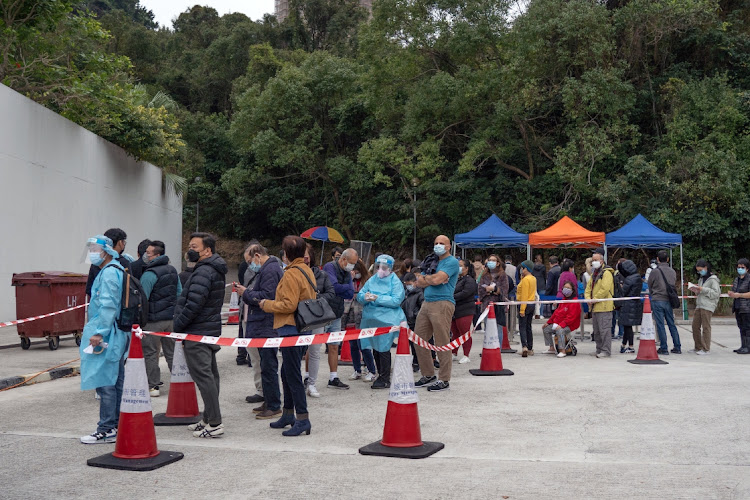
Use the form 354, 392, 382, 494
412, 364, 420, 373
670, 348, 682, 354
415, 376, 437, 388
620, 345, 626, 354
236, 356, 247, 365
371, 378, 390, 389
656, 348, 669, 355
433, 360, 440, 369
245, 394, 265, 404
327, 378, 350, 390
737, 347, 750, 354
427, 380, 450, 392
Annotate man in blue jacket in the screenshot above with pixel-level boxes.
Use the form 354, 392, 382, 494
238, 242, 284, 420
322, 248, 359, 390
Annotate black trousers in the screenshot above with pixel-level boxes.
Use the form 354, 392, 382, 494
373, 350, 392, 383
622, 325, 634, 347
259, 347, 280, 411
519, 313, 533, 350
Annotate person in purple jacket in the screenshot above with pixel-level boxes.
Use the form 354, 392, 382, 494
557, 259, 579, 298
321, 248, 359, 390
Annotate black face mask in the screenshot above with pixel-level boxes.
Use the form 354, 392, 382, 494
186, 249, 201, 263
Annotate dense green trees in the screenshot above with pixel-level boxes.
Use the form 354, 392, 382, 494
5, 0, 750, 268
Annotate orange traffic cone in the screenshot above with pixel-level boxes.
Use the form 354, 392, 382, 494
359, 326, 444, 459
226, 288, 240, 325
470, 306, 514, 376
339, 331, 353, 366
628, 297, 668, 365
154, 340, 201, 425
87, 326, 184, 471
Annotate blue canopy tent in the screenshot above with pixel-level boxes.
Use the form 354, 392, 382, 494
454, 214, 530, 259
606, 214, 686, 318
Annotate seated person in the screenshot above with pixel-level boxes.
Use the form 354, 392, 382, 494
542, 280, 581, 358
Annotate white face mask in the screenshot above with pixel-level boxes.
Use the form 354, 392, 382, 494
591, 261, 602, 270
354, 273, 361, 279
344, 262, 355, 272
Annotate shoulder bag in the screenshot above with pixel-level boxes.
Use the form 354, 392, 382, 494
656, 268, 681, 309
289, 266, 336, 332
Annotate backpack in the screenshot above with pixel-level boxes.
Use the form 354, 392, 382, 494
611, 270, 624, 308
110, 263, 149, 331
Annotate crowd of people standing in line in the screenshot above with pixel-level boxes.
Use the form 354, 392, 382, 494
77, 227, 750, 443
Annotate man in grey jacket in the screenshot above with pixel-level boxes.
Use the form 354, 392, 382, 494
647, 250, 681, 354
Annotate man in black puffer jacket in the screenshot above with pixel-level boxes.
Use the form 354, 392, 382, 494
174, 233, 228, 438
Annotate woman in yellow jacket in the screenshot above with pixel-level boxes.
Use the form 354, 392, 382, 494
584, 251, 615, 358
260, 236, 317, 436
517, 260, 537, 357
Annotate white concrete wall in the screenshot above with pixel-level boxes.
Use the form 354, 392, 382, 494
0, 84, 183, 321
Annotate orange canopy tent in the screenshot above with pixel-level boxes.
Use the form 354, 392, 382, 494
528, 216, 605, 249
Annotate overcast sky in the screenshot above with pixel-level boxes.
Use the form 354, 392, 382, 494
140, 1, 275, 28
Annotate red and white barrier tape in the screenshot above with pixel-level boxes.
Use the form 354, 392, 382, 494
490, 294, 730, 307
0, 303, 87, 329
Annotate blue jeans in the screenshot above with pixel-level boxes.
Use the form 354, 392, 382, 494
611, 310, 624, 337
259, 347, 280, 411
652, 300, 681, 350
278, 325, 308, 417
350, 340, 376, 374
95, 356, 126, 433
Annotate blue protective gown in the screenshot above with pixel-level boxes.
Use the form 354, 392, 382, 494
80, 262, 129, 390
357, 272, 406, 352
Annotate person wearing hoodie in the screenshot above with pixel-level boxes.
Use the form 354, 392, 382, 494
542, 280, 581, 358
401, 272, 426, 372
358, 254, 407, 389
616, 259, 643, 354
237, 242, 284, 417
174, 232, 228, 438
690, 259, 720, 355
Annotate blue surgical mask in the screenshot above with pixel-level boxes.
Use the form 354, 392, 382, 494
89, 252, 104, 266
249, 262, 261, 272
739, 268, 747, 276
487, 261, 497, 270
699, 269, 707, 276
433, 244, 446, 256
562, 287, 573, 297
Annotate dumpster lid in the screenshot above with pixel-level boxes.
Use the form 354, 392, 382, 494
12, 271, 88, 285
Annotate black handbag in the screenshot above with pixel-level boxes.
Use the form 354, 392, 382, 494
289, 267, 336, 333
656, 268, 681, 309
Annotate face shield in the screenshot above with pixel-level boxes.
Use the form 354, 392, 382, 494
375, 255, 395, 278
81, 236, 118, 265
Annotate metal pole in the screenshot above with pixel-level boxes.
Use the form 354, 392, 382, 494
196, 201, 199, 232
413, 189, 417, 261
680, 244, 686, 320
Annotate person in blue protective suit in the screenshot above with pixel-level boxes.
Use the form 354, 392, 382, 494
79, 235, 129, 445
357, 254, 407, 389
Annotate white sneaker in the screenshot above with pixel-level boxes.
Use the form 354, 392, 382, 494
187, 419, 207, 431
349, 371, 362, 381
557, 352, 567, 358
193, 423, 224, 438
149, 387, 160, 397
452, 354, 458, 361
696, 350, 708, 355
80, 429, 117, 444
307, 384, 321, 398
363, 372, 376, 382
458, 356, 470, 364
95, 392, 100, 400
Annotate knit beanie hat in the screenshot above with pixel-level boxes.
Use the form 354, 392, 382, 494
521, 260, 534, 272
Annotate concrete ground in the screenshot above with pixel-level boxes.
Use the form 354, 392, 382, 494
1, 319, 749, 499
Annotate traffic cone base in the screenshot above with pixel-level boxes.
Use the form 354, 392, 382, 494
153, 413, 201, 425
501, 325, 517, 354
359, 440, 444, 459
469, 367, 514, 376
87, 451, 184, 472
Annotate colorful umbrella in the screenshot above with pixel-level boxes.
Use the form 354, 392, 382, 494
300, 226, 345, 243
300, 226, 346, 266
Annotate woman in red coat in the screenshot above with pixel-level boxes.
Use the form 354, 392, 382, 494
542, 280, 581, 358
